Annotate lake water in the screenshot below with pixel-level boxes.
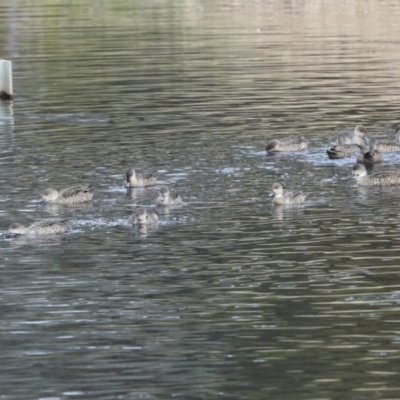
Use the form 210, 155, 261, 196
2, 0, 400, 399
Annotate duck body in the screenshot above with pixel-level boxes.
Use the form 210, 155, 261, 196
266, 136, 309, 153
125, 168, 157, 188
352, 163, 400, 186
327, 144, 362, 159
271, 183, 308, 205
375, 128, 400, 153
375, 141, 400, 153
155, 186, 182, 206
41, 185, 96, 204
8, 220, 69, 235
129, 207, 159, 224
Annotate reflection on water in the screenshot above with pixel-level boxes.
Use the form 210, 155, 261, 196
130, 223, 160, 239
6, 233, 65, 248
126, 187, 160, 202
2, 0, 400, 399
41, 201, 94, 216
272, 204, 308, 221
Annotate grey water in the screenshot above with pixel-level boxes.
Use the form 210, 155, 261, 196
2, 0, 400, 399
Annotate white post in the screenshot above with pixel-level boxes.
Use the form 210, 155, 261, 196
0, 59, 13, 100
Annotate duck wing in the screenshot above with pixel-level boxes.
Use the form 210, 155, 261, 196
283, 136, 306, 144
30, 220, 69, 234
141, 172, 158, 180
284, 190, 307, 203
39, 219, 69, 228
60, 185, 95, 199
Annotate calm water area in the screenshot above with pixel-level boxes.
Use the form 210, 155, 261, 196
2, 0, 400, 399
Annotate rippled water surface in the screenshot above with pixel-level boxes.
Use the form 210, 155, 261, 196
2, 1, 400, 399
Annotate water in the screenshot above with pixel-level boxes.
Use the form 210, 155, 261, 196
2, 0, 400, 399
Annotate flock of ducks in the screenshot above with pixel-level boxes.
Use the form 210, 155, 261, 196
7, 124, 400, 236
268, 125, 400, 206
7, 171, 182, 236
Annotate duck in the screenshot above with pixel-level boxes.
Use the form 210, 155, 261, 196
337, 125, 368, 146
357, 138, 382, 164
327, 143, 364, 159
271, 183, 308, 205
266, 136, 309, 153
375, 127, 400, 153
40, 185, 95, 204
125, 168, 157, 188
8, 220, 69, 235
351, 163, 400, 186
128, 207, 159, 224
155, 186, 182, 206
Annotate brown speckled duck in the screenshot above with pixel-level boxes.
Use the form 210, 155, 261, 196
327, 144, 364, 159
8, 220, 69, 235
352, 163, 400, 186
41, 185, 95, 204
266, 136, 309, 153
125, 168, 157, 188
271, 183, 308, 205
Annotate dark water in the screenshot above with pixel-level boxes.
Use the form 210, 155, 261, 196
2, 1, 400, 399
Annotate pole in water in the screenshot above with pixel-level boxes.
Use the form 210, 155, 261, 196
0, 59, 13, 100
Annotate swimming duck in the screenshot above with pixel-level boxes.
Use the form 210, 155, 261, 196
337, 125, 368, 146
271, 183, 308, 205
128, 207, 159, 224
125, 168, 157, 188
41, 185, 95, 204
8, 220, 69, 235
327, 144, 364, 159
155, 186, 182, 206
357, 138, 382, 164
266, 136, 309, 153
351, 163, 400, 186
375, 127, 400, 153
